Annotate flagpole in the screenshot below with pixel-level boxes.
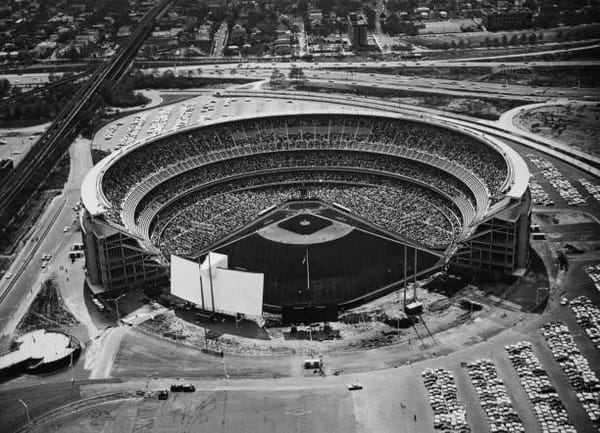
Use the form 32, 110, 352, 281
306, 248, 310, 305
208, 252, 215, 313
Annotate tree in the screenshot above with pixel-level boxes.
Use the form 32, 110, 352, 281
502, 34, 508, 46
289, 65, 306, 83
0, 78, 10, 98
528, 33, 537, 44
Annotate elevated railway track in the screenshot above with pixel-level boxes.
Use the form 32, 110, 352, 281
0, 0, 174, 231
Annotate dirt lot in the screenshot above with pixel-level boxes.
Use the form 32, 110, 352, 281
17, 276, 80, 334
138, 285, 476, 357
515, 103, 600, 157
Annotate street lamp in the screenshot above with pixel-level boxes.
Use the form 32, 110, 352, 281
221, 357, 229, 386
18, 398, 32, 426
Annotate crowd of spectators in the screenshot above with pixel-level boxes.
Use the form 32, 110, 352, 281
103, 114, 505, 211
132, 150, 471, 224
153, 176, 458, 257
97, 114, 509, 254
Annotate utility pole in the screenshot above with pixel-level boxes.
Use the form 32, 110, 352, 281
208, 252, 215, 313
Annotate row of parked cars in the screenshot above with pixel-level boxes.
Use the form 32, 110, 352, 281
583, 263, 600, 292
579, 179, 600, 203
505, 341, 575, 433
421, 367, 470, 432
527, 154, 586, 206
530, 180, 554, 206
540, 322, 600, 425
174, 102, 196, 130
464, 359, 524, 433
569, 296, 600, 350
116, 114, 147, 149
146, 106, 173, 137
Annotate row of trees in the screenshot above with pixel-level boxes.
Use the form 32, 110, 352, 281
483, 33, 543, 47
0, 73, 149, 123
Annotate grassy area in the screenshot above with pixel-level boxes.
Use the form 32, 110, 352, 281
17, 277, 79, 334
160, 93, 202, 105
91, 148, 111, 165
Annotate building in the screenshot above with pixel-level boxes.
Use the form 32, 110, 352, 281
347, 13, 367, 50
482, 9, 532, 31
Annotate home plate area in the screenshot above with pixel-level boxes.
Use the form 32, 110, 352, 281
278, 213, 333, 235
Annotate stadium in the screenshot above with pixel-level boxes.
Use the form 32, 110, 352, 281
80, 101, 532, 316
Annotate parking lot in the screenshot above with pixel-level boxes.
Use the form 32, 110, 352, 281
541, 322, 600, 427
570, 296, 600, 349
527, 153, 586, 206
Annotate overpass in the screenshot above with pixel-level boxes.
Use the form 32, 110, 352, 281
0, 71, 91, 109
0, 0, 174, 233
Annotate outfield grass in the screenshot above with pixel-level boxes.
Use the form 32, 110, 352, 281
217, 228, 439, 308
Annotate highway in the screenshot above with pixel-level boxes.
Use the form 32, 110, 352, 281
0, 136, 92, 338
146, 61, 600, 102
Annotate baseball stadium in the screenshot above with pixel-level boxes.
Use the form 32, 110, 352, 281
80, 101, 531, 317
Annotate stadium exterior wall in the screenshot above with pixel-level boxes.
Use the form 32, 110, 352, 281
81, 210, 165, 292
452, 190, 531, 274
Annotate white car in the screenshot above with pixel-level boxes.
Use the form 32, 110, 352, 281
63, 226, 69, 232
4, 272, 12, 279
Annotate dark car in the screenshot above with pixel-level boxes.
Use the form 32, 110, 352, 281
158, 390, 169, 400
182, 384, 195, 392
170, 384, 184, 392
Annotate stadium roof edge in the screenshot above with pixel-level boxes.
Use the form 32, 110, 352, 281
81, 103, 529, 219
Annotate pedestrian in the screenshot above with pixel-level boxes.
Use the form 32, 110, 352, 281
414, 414, 417, 422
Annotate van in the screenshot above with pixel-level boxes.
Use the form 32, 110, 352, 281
68, 251, 83, 259
303, 359, 322, 369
